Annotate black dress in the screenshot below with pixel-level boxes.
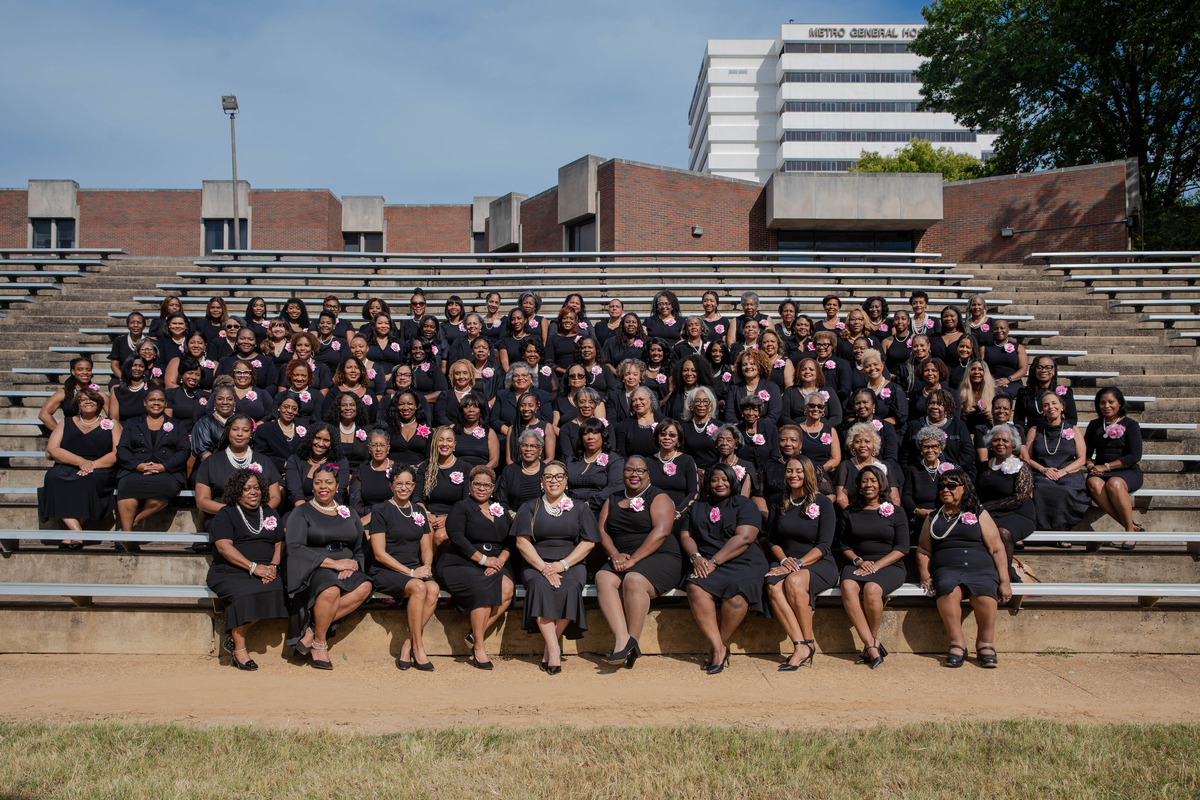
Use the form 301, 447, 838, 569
350, 462, 395, 517
205, 504, 287, 631
680, 418, 721, 471
111, 384, 149, 421
284, 503, 372, 645
565, 452, 625, 514
252, 420, 305, 473
38, 419, 117, 523
514, 497, 601, 637
645, 316, 683, 344
1030, 423, 1089, 530
976, 459, 1037, 541
414, 462, 470, 515
234, 388, 276, 423
388, 423, 434, 469
195, 451, 284, 507
452, 426, 492, 469
366, 500, 434, 599
1083, 417, 1143, 493
684, 495, 768, 615
929, 510, 1000, 599
597, 485, 683, 595
983, 342, 1022, 397
282, 454, 350, 506
646, 453, 700, 519
614, 417, 659, 459
764, 494, 838, 606
797, 422, 838, 494
901, 462, 949, 531
836, 506, 909, 594
115, 417, 189, 500
165, 387, 210, 428
437, 498, 515, 613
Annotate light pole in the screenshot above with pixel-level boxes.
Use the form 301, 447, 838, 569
221, 95, 240, 251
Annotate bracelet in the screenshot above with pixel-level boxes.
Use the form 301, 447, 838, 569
248, 562, 257, 576
853, 557, 863, 566
709, 558, 718, 566
558, 560, 569, 571
688, 552, 702, 561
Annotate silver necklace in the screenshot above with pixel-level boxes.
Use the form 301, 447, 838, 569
930, 506, 962, 540
543, 496, 567, 517
802, 422, 824, 440
237, 505, 265, 535
692, 417, 712, 434
923, 461, 942, 480
226, 448, 252, 469
1042, 423, 1064, 456
391, 499, 413, 519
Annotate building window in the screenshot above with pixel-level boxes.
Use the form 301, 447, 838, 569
30, 218, 75, 249
781, 71, 919, 84
778, 230, 914, 259
204, 219, 249, 254
472, 232, 486, 253
782, 101, 925, 114
782, 42, 912, 54
780, 130, 977, 144
343, 232, 383, 253
782, 160, 859, 172
567, 218, 596, 252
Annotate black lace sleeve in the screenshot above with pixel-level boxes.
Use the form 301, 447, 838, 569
981, 464, 1033, 513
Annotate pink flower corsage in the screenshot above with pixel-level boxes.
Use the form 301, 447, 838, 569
721, 373, 732, 383
870, 420, 883, 431
420, 362, 431, 372
665, 318, 676, 327
1003, 342, 1016, 353
250, 359, 262, 368
1104, 423, 1126, 439
961, 512, 978, 525
249, 463, 262, 473
599, 418, 609, 427
285, 343, 292, 352
245, 390, 257, 401
938, 463, 954, 474
412, 512, 426, 527
390, 343, 401, 352
925, 319, 935, 329
663, 462, 677, 476
262, 516, 277, 531
823, 360, 835, 369
540, 366, 552, 376
879, 323, 889, 333
336, 505, 351, 519
981, 323, 990, 332
632, 338, 644, 348
836, 322, 845, 330
774, 359, 785, 368
219, 330, 227, 338
879, 502, 895, 517
450, 471, 464, 484
819, 390, 829, 401
757, 390, 770, 401
416, 425, 431, 438
296, 426, 307, 437
709, 507, 721, 523
331, 341, 341, 351
88, 383, 100, 391
535, 427, 545, 437
574, 335, 581, 343
752, 433, 766, 446
100, 419, 114, 430
597, 453, 609, 466
529, 319, 539, 328
1055, 385, 1067, 396
299, 390, 311, 402
880, 387, 891, 399
590, 365, 602, 376
259, 320, 269, 329
151, 367, 162, 378
482, 367, 494, 378
706, 423, 718, 436
162, 421, 174, 432
1062, 428, 1075, 440
820, 432, 832, 445
733, 464, 746, 481
362, 395, 373, 406
488, 503, 504, 518
367, 369, 376, 379
905, 338, 913, 349
560, 497, 574, 511
355, 429, 367, 441
805, 503, 820, 519
714, 324, 725, 334
458, 323, 466, 332
201, 359, 216, 370
807, 342, 815, 351
977, 400, 986, 410
199, 397, 208, 406
656, 374, 667, 384
630, 497, 645, 512
579, 322, 588, 330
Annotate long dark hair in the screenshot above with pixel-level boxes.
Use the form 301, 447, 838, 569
848, 464, 892, 512
384, 390, 428, 434
297, 421, 344, 462
322, 390, 370, 429
936, 468, 981, 515
214, 412, 257, 452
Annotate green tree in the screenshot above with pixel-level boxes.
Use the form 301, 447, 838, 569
911, 0, 1200, 207
850, 138, 987, 182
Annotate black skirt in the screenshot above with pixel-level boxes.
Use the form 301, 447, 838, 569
116, 471, 184, 501
206, 564, 288, 631
436, 547, 514, 614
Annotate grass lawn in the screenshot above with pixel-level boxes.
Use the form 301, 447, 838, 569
1, 720, 1196, 799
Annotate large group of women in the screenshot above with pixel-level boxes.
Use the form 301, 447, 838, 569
36, 287, 1145, 671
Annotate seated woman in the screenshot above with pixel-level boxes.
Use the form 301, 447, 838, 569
283, 423, 351, 509
415, 426, 469, 545
900, 389, 974, 474
38, 356, 106, 433
613, 386, 661, 459
607, 358, 648, 423
438, 465, 515, 670
1024, 390, 1089, 539
595, 455, 680, 667
285, 463, 374, 670
837, 464, 909, 669
115, 388, 190, 534
496, 428, 546, 510
190, 384, 238, 461
795, 391, 841, 496
323, 390, 371, 472
164, 357, 211, 429
1084, 387, 1144, 549
288, 332, 335, 391
274, 360, 325, 422
38, 387, 119, 547
565, 417, 624, 514
350, 429, 396, 527
764, 456, 837, 671
513, 461, 600, 675
834, 422, 902, 510
381, 390, 433, 469
106, 356, 152, 422
839, 389, 900, 463
503, 392, 554, 465
663, 355, 712, 420
680, 463, 768, 675
332, 356, 379, 408
917, 469, 1011, 668
982, 320, 1028, 398
976, 423, 1036, 561
217, 328, 276, 391
552, 366, 591, 430
194, 414, 284, 528
367, 466, 440, 671
433, 360, 480, 427
646, 419, 700, 526
555, 387, 605, 459
205, 467, 287, 671
1016, 356, 1078, 430
451, 391, 500, 470
907, 357, 960, 422
948, 335, 981, 391
680, 386, 721, 471
252, 394, 307, 473
901, 426, 954, 533
346, 335, 388, 397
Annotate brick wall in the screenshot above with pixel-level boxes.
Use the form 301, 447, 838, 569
519, 189, 561, 252
78, 190, 201, 256
384, 205, 471, 252
250, 190, 342, 251
0, 190, 27, 247
921, 162, 1129, 263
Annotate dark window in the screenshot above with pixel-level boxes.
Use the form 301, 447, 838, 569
782, 160, 859, 172
780, 130, 976, 144
362, 232, 383, 253
56, 218, 75, 248
567, 218, 596, 252
203, 219, 248, 254
472, 232, 486, 253
778, 230, 914, 260
781, 71, 919, 84
342, 233, 360, 252
31, 219, 53, 249
782, 42, 911, 54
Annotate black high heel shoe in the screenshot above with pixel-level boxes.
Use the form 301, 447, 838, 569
863, 644, 883, 670
779, 639, 815, 672
705, 647, 730, 675
624, 638, 642, 669
606, 637, 640, 666
230, 648, 258, 671
413, 659, 435, 672
876, 640, 888, 659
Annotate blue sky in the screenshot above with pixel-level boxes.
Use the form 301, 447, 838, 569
0, 0, 928, 204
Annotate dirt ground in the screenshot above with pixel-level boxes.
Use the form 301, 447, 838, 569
2, 652, 1197, 731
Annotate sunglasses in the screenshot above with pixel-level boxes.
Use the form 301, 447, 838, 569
938, 480, 965, 490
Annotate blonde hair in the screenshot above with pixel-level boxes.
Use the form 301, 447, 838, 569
423, 426, 456, 498
958, 359, 997, 423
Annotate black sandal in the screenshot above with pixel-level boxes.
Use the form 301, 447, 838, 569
977, 645, 998, 668
946, 644, 966, 668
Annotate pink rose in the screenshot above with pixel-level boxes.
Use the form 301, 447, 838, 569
879, 323, 889, 333
1004, 343, 1015, 353
733, 464, 746, 480
709, 507, 721, 523
470, 428, 485, 440
807, 342, 815, 351
925, 319, 934, 329
757, 390, 770, 401
819, 390, 829, 401
259, 321, 269, 329
390, 343, 400, 352
715, 324, 725, 334
362, 395, 373, 406
981, 323, 990, 332
560, 497, 574, 511
420, 363, 430, 372
579, 322, 588, 330
285, 344, 292, 352
905, 338, 913, 349
354, 429, 366, 441
482, 367, 494, 378
459, 323, 466, 332
752, 434, 766, 446
774, 359, 785, 369
336, 505, 351, 519
412, 512, 426, 527
823, 360, 835, 369
961, 512, 978, 525
416, 425, 431, 438
299, 390, 312, 402
879, 502, 895, 517
331, 341, 341, 351
664, 318, 676, 328
199, 397, 208, 406
100, 419, 114, 430
163, 421, 174, 432
634, 339, 644, 348
535, 427, 545, 436
836, 322, 845, 330
805, 503, 820, 519
630, 497, 645, 512
820, 432, 832, 445
245, 390, 257, 401
599, 418, 609, 427
1104, 423, 1126, 439
938, 463, 954, 474
219, 330, 227, 338
151, 367, 162, 378
663, 462, 677, 476
655, 374, 667, 384
529, 319, 539, 328
250, 359, 262, 368
1055, 385, 1067, 396
597, 453, 609, 466
977, 400, 986, 410
262, 516, 277, 531
540, 366, 551, 376
489, 503, 504, 518
249, 463, 262, 473
88, 383, 100, 391
590, 365, 601, 376
450, 471, 464, 484
706, 423, 717, 436
870, 420, 883, 431
431, 346, 439, 355
201, 359, 216, 369
1062, 428, 1075, 440
296, 426, 307, 437
367, 368, 376, 379
880, 387, 891, 399
721, 373, 732, 383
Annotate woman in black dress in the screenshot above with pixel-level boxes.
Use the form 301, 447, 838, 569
764, 456, 837, 671
645, 289, 683, 345
1016, 357, 1079, 429
861, 351, 907, 426
565, 417, 625, 514
723, 349, 781, 425
837, 464, 909, 669
546, 308, 584, 374
285, 463, 374, 670
439, 465, 515, 670
281, 297, 311, 336
901, 426, 953, 532
275, 360, 325, 421
230, 359, 276, 423
367, 466, 440, 671
38, 356, 106, 433
1084, 387, 1144, 548
452, 391, 500, 469
194, 414, 284, 526
647, 420, 701, 527
382, 390, 433, 468
681, 463, 768, 675
976, 424, 1036, 560
115, 388, 189, 534
614, 386, 660, 458
155, 311, 192, 362
595, 455, 680, 667
503, 392, 554, 465
415, 426, 470, 545
350, 429, 396, 526
39, 387, 120, 545
323, 390, 371, 472
106, 356, 151, 422
513, 461, 601, 674
252, 395, 306, 473
519, 291, 549, 347
700, 290, 731, 344
283, 423, 351, 509
165, 357, 211, 428
205, 468, 287, 671
916, 469, 1011, 668
680, 387, 721, 471
552, 366, 590, 429
108, 312, 146, 379
901, 389, 974, 473
1024, 390, 1089, 534
496, 428, 546, 509
983, 320, 1028, 398
672, 316, 710, 365
834, 421, 902, 510
196, 297, 230, 344
966, 295, 996, 347
795, 391, 841, 496
929, 305, 966, 364
556, 387, 606, 459
603, 313, 646, 370
712, 425, 758, 500
406, 338, 448, 404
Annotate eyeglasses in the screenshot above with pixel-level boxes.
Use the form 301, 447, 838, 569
623, 468, 649, 476
232, 370, 252, 376
1035, 365, 1055, 371
470, 481, 494, 489
393, 481, 415, 488
920, 443, 942, 450
938, 480, 964, 490
543, 474, 567, 483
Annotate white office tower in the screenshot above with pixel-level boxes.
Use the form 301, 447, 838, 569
687, 23, 998, 183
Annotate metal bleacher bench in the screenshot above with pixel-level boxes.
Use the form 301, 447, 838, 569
207, 248, 948, 265
0, 248, 125, 260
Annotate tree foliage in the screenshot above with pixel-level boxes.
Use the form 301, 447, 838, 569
850, 138, 987, 182
911, 0, 1200, 206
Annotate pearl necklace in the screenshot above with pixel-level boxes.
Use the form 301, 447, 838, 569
339, 422, 356, 436
312, 498, 339, 513
1042, 423, 1064, 456
226, 448, 252, 469
237, 505, 266, 535
391, 499, 414, 519
76, 415, 102, 429
542, 496, 568, 517
692, 417, 712, 434
931, 505, 964, 540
